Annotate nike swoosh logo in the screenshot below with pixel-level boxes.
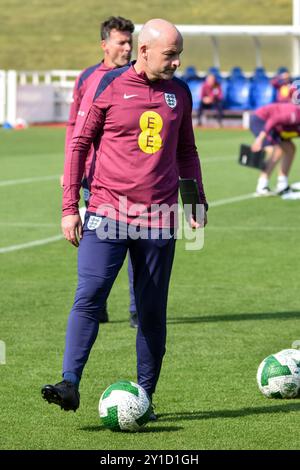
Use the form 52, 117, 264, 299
123, 93, 138, 99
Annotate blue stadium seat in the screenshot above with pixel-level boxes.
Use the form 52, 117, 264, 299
185, 77, 204, 111
230, 66, 244, 79
181, 66, 199, 82
182, 65, 291, 112
208, 66, 221, 78
253, 67, 267, 79
216, 77, 229, 106
225, 76, 251, 110
250, 77, 276, 109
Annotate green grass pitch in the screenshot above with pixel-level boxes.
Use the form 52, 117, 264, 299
0, 126, 300, 449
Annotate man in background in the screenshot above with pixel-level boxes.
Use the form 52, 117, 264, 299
271, 67, 293, 103
197, 73, 223, 127
63, 16, 137, 327
250, 102, 300, 196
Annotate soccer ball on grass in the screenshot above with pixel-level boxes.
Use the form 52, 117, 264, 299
257, 349, 300, 398
99, 380, 151, 431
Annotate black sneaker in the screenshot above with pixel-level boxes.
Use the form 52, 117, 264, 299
149, 403, 157, 421
277, 185, 291, 196
255, 186, 275, 197
129, 311, 138, 328
99, 304, 109, 323
146, 393, 157, 421
41, 380, 80, 411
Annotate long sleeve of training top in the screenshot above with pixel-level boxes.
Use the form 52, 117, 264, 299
64, 62, 111, 178
63, 63, 207, 226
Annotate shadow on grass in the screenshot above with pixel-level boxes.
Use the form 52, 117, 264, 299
158, 402, 300, 422
78, 404, 300, 433
79, 425, 182, 433
108, 311, 300, 326
167, 311, 300, 324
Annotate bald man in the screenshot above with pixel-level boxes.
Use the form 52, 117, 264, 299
42, 19, 208, 418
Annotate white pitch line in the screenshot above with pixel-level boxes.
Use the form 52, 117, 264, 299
0, 192, 256, 254
210, 193, 255, 207
0, 234, 64, 254
0, 175, 60, 187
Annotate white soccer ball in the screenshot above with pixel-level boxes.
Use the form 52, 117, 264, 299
99, 380, 151, 431
257, 349, 300, 398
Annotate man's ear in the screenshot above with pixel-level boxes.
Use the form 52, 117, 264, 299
100, 40, 108, 53
140, 44, 148, 59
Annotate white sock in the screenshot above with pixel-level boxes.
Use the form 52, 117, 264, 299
276, 175, 288, 192
256, 176, 269, 191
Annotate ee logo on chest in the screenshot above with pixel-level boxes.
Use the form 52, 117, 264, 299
138, 111, 163, 154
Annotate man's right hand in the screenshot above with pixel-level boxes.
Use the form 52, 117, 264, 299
251, 131, 266, 152
203, 97, 212, 104
61, 214, 83, 247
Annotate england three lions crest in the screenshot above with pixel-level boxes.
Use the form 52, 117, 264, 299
164, 93, 177, 108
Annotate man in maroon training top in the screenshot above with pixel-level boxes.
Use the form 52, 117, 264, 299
197, 73, 223, 126
42, 19, 208, 417
250, 102, 300, 196
64, 16, 137, 326
65, 16, 133, 174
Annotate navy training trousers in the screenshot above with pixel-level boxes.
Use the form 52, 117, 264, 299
63, 212, 176, 397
